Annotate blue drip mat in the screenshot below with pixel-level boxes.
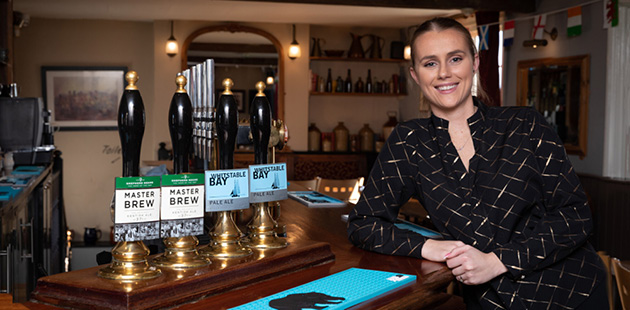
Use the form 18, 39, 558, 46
11, 165, 45, 175
0, 187, 23, 201
230, 268, 416, 310
0, 174, 33, 187
394, 220, 443, 239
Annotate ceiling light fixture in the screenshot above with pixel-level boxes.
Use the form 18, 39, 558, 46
288, 24, 301, 60
166, 20, 178, 57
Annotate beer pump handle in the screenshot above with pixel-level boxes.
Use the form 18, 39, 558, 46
168, 75, 194, 175
216, 78, 238, 170
249, 82, 271, 165
118, 71, 145, 178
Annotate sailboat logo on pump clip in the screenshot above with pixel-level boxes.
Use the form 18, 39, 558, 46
271, 172, 280, 190
230, 179, 240, 197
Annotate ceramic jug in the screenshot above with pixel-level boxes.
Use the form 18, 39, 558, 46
311, 37, 324, 57
366, 35, 385, 59
348, 33, 365, 58
84, 227, 102, 246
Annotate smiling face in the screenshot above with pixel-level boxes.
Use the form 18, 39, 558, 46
409, 28, 479, 118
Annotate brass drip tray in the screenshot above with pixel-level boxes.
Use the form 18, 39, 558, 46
29, 240, 334, 310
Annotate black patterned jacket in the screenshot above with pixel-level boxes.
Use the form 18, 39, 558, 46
347, 99, 605, 309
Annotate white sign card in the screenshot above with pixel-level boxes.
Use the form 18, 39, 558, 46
205, 168, 249, 212
114, 176, 161, 242
249, 163, 288, 203
160, 173, 205, 238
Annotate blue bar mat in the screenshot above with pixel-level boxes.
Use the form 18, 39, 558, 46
394, 221, 443, 239
230, 268, 416, 310
12, 165, 45, 175
0, 187, 22, 201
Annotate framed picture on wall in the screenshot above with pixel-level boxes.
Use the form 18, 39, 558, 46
41, 66, 127, 131
232, 90, 246, 112
215, 89, 247, 112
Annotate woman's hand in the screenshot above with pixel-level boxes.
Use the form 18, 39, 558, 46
445, 244, 508, 285
421, 239, 466, 262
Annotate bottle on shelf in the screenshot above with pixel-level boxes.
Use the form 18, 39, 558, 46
325, 68, 333, 93
335, 76, 344, 93
308, 123, 321, 151
382, 111, 398, 141
317, 76, 325, 93
355, 77, 364, 93
359, 124, 374, 152
345, 69, 353, 93
365, 69, 373, 93
333, 122, 349, 152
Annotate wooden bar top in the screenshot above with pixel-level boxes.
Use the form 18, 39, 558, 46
24, 187, 455, 310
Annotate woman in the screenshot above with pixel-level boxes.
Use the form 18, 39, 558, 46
347, 17, 607, 309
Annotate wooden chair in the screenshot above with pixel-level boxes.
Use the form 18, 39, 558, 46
613, 257, 630, 310
598, 251, 615, 310
317, 177, 363, 201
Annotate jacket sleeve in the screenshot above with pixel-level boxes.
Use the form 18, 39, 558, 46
347, 123, 428, 258
493, 109, 593, 280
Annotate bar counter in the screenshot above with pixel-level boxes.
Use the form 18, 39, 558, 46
22, 186, 456, 310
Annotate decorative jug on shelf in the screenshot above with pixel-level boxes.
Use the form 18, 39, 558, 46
311, 37, 324, 57
308, 123, 321, 152
382, 111, 398, 140
348, 33, 366, 59
334, 122, 349, 152
366, 34, 385, 59
359, 124, 375, 152
84, 227, 102, 246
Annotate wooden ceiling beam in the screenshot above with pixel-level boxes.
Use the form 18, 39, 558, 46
231, 0, 536, 13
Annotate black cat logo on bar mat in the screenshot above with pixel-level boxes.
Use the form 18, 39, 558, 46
269, 292, 345, 310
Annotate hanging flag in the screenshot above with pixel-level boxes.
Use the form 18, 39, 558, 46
503, 20, 515, 46
604, 0, 619, 28
478, 25, 489, 51
567, 6, 582, 37
532, 15, 547, 39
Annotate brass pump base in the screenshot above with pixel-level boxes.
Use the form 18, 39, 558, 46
246, 202, 288, 249
98, 241, 162, 281
152, 236, 210, 269
199, 211, 252, 259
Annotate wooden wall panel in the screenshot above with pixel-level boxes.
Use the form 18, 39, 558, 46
579, 174, 630, 260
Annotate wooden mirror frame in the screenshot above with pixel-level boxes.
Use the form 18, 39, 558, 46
517, 54, 590, 159
181, 24, 285, 121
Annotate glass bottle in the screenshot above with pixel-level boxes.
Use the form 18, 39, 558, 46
365, 69, 373, 93
382, 111, 398, 140
359, 124, 374, 152
355, 77, 364, 93
345, 69, 353, 93
308, 123, 321, 152
333, 122, 349, 152
317, 76, 325, 93
325, 68, 333, 92
336, 76, 344, 92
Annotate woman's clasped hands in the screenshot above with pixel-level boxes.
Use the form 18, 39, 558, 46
422, 239, 508, 285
